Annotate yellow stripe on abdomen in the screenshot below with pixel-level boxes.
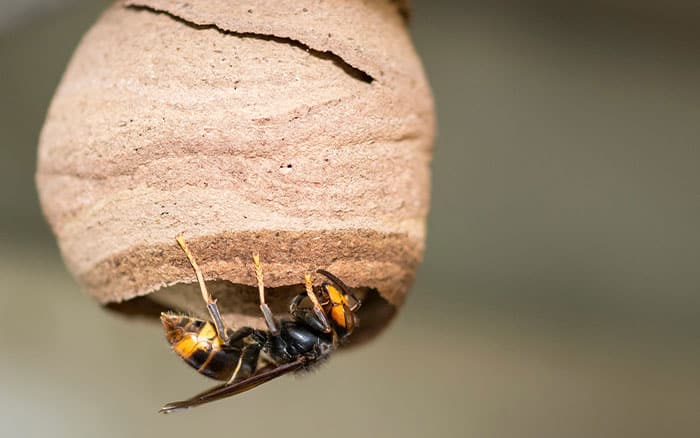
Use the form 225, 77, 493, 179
173, 335, 204, 359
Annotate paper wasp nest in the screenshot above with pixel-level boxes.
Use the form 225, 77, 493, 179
36, 0, 434, 341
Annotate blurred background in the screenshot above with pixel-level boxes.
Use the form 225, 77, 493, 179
1, 1, 699, 437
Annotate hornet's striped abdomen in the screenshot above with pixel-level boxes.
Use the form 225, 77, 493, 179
160, 313, 241, 381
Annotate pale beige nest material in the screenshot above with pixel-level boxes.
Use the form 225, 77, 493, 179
36, 0, 435, 337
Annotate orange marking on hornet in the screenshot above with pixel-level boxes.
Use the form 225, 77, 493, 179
173, 336, 201, 359
326, 285, 351, 328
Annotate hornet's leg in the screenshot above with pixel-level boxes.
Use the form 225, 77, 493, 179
253, 254, 280, 335
176, 234, 232, 343
226, 342, 263, 384
304, 273, 327, 315
289, 274, 331, 333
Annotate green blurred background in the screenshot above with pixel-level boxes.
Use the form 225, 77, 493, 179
1, 1, 699, 437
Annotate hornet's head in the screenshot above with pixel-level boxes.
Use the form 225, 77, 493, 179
315, 270, 361, 336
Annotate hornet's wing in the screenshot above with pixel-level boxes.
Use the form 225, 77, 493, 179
159, 358, 307, 414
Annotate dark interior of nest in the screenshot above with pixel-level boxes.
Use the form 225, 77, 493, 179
106, 281, 397, 347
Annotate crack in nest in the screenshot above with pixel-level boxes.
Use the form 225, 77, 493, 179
126, 4, 375, 84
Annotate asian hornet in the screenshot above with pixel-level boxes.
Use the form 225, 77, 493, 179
158, 234, 361, 413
